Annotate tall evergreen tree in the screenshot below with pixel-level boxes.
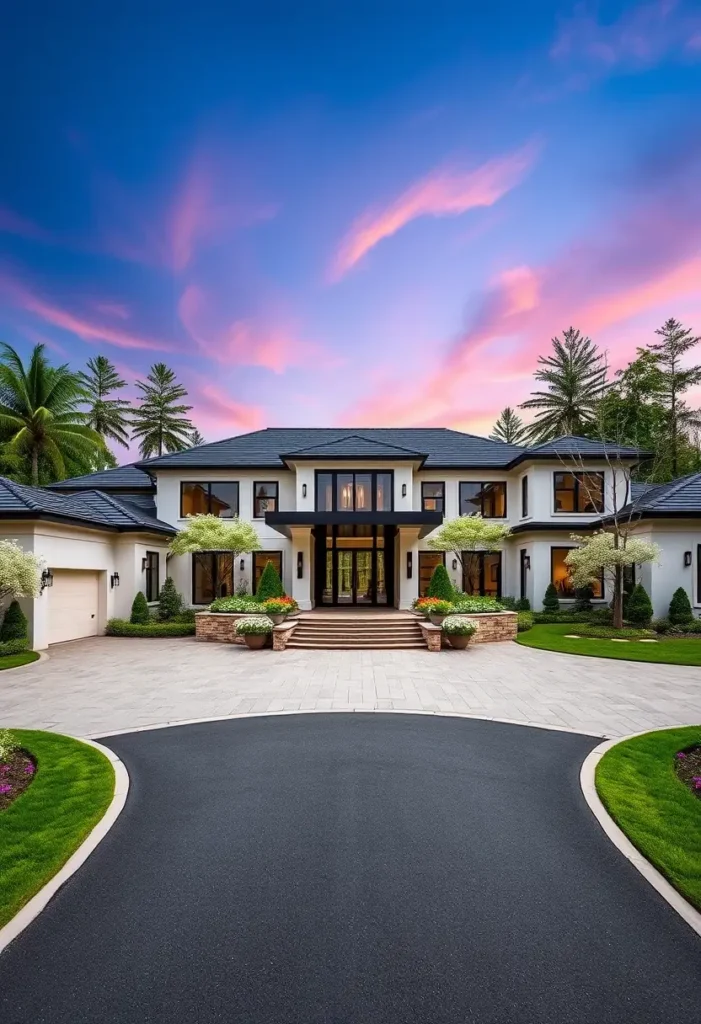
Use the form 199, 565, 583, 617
648, 318, 701, 476
0, 343, 104, 485
520, 327, 607, 442
130, 363, 193, 458
79, 356, 131, 454
490, 407, 527, 445
189, 428, 206, 447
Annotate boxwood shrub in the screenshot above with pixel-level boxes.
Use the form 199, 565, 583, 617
106, 619, 195, 637
0, 638, 29, 655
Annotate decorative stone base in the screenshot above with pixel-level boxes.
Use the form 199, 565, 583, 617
419, 611, 517, 651
195, 612, 246, 645
272, 621, 299, 650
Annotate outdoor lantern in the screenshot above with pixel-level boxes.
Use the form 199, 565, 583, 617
684, 551, 692, 567
240, 559, 245, 571
141, 556, 148, 571
524, 555, 531, 570
297, 551, 304, 578
302, 483, 307, 498
110, 572, 120, 589
40, 568, 54, 592
452, 559, 458, 570
406, 551, 412, 579
402, 483, 407, 497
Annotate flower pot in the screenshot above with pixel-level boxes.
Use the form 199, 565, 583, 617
429, 613, 447, 626
447, 633, 472, 650
243, 634, 267, 650
268, 613, 287, 626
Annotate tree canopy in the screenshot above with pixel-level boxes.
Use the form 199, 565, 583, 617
130, 363, 194, 458
169, 514, 260, 558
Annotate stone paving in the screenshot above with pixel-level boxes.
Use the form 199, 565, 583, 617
1, 637, 700, 739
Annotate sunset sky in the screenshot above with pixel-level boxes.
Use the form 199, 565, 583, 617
1, 1, 701, 451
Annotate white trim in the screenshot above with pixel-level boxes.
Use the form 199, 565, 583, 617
0, 737, 129, 955
580, 736, 701, 938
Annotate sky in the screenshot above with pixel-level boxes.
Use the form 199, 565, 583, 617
1, 0, 701, 454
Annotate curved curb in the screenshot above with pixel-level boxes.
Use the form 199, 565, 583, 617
580, 736, 701, 938
0, 736, 129, 955
0, 650, 49, 675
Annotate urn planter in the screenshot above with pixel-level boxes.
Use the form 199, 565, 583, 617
243, 634, 267, 650
268, 613, 287, 626
446, 633, 472, 650
429, 613, 447, 626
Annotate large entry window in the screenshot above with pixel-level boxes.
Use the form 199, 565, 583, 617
462, 551, 502, 598
192, 552, 234, 604
419, 551, 445, 597
315, 471, 393, 512
317, 524, 393, 605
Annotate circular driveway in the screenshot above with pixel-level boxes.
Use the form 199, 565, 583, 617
0, 714, 698, 1022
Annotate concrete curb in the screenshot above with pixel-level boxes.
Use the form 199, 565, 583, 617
0, 736, 129, 955
580, 736, 701, 938
0, 650, 49, 674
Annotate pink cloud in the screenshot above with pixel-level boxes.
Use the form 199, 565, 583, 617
91, 301, 130, 320
0, 207, 56, 245
329, 141, 539, 281
188, 379, 265, 438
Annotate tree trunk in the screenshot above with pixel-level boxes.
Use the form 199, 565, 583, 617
31, 448, 39, 487
613, 564, 623, 629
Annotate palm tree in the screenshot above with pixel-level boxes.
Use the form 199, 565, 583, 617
520, 327, 607, 442
189, 428, 206, 447
79, 355, 131, 449
490, 407, 527, 445
0, 343, 104, 485
130, 362, 193, 458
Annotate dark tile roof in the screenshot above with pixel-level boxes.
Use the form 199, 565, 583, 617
0, 477, 174, 534
283, 434, 427, 460
611, 471, 701, 519
514, 435, 647, 462
47, 463, 155, 492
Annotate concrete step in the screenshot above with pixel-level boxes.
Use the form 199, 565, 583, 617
293, 625, 422, 635
286, 640, 427, 650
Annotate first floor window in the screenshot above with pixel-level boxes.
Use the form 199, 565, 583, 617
462, 551, 501, 598
253, 551, 283, 593
553, 472, 604, 514
422, 482, 444, 513
145, 551, 159, 602
253, 482, 278, 518
192, 552, 234, 604
418, 551, 444, 597
551, 546, 603, 598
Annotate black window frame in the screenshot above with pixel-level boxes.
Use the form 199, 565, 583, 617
520, 548, 528, 600
252, 551, 283, 591
144, 550, 159, 603
551, 546, 604, 599
180, 481, 239, 519
314, 470, 394, 512
461, 551, 502, 599
553, 471, 604, 514
459, 481, 507, 519
191, 552, 235, 605
421, 481, 445, 514
697, 546, 701, 605
521, 476, 528, 518
418, 550, 445, 598
253, 481, 279, 519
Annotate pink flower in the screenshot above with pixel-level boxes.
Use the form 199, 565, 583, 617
676, 752, 687, 759
0, 784, 12, 794
24, 763, 35, 775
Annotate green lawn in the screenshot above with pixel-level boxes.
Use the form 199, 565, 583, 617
0, 730, 115, 928
516, 623, 701, 665
0, 651, 39, 671
596, 727, 701, 912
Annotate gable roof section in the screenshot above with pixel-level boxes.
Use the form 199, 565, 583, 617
613, 471, 701, 519
47, 463, 155, 492
283, 434, 427, 461
509, 435, 647, 466
0, 477, 175, 535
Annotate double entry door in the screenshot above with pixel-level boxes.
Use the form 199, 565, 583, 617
335, 549, 385, 605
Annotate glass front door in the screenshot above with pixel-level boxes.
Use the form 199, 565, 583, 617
335, 550, 374, 605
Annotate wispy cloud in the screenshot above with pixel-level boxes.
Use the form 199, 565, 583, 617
0, 207, 57, 245
329, 141, 539, 281
187, 377, 265, 439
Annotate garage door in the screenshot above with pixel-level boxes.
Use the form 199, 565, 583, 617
48, 570, 100, 645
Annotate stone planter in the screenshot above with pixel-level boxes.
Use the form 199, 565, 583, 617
429, 613, 447, 626
446, 633, 472, 650
243, 634, 267, 650
268, 613, 287, 626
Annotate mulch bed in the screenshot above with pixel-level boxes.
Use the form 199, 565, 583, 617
0, 749, 36, 810
675, 745, 701, 798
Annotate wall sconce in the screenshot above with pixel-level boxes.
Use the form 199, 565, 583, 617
684, 551, 692, 567
524, 555, 531, 571
302, 483, 307, 498
240, 559, 245, 572
402, 483, 407, 498
297, 552, 304, 579
452, 559, 458, 571
40, 568, 54, 593
406, 551, 412, 579
141, 556, 148, 571
110, 572, 120, 589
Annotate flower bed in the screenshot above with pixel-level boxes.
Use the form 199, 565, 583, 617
0, 730, 35, 811
675, 745, 701, 797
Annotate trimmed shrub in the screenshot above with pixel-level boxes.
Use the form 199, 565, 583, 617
572, 624, 656, 640
158, 577, 182, 621
255, 560, 284, 601
626, 583, 653, 627
651, 617, 671, 634
210, 596, 265, 613
499, 595, 517, 611
517, 611, 534, 632
515, 597, 531, 612
0, 600, 27, 642
573, 585, 594, 613
542, 583, 560, 613
426, 563, 455, 602
669, 587, 694, 625
589, 607, 613, 624
130, 592, 149, 625
0, 638, 29, 656
106, 619, 195, 637
451, 597, 503, 614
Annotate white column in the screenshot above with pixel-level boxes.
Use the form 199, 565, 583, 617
397, 526, 420, 609
290, 527, 313, 610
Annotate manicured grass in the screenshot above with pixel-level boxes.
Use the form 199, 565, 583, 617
0, 651, 39, 671
516, 623, 701, 665
0, 730, 114, 928
596, 727, 701, 912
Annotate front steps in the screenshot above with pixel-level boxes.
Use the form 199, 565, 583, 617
286, 612, 425, 650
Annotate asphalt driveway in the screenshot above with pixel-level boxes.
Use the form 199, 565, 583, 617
0, 714, 698, 1022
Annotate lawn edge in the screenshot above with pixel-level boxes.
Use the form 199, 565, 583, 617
580, 734, 701, 938
0, 736, 129, 955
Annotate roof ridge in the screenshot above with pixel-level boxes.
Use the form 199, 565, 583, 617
0, 476, 47, 511
286, 433, 426, 456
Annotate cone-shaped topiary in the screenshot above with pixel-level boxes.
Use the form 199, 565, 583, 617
515, 597, 531, 611
130, 591, 149, 624
626, 583, 653, 626
0, 600, 27, 642
426, 562, 454, 601
255, 560, 284, 601
573, 585, 593, 612
158, 576, 182, 621
542, 583, 559, 612
669, 586, 693, 625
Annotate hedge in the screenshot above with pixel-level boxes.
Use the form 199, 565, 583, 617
106, 619, 195, 637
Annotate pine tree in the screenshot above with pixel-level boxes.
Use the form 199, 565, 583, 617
189, 429, 206, 447
669, 586, 693, 625
158, 577, 183, 620
130, 363, 194, 458
130, 591, 149, 624
256, 560, 284, 601
426, 563, 454, 601
79, 355, 131, 456
648, 319, 701, 476
490, 407, 527, 445
542, 583, 560, 612
0, 600, 27, 641
625, 583, 653, 626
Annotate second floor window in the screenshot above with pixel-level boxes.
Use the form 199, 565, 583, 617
521, 476, 528, 517
316, 471, 393, 512
253, 482, 278, 518
553, 472, 604, 513
422, 482, 444, 513
181, 482, 239, 518
459, 482, 507, 518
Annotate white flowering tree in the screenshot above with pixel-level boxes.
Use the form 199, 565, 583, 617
565, 532, 659, 628
427, 514, 511, 577
0, 540, 42, 606
169, 514, 260, 595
